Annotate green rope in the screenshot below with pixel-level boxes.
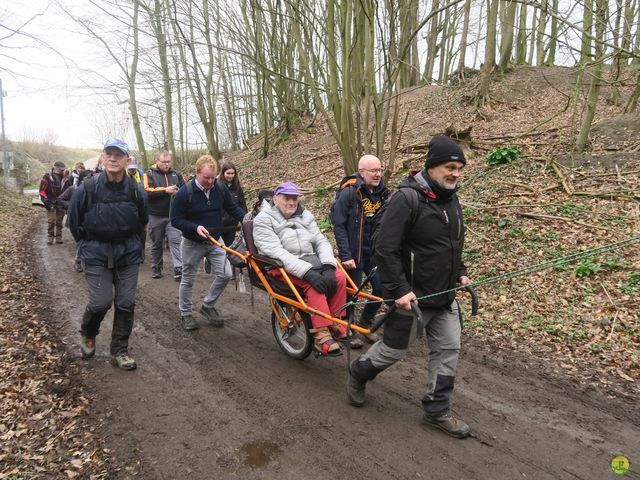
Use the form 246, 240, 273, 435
346, 235, 640, 308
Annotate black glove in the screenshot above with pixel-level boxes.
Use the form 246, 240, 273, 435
44, 201, 53, 211
321, 265, 338, 297
303, 269, 327, 294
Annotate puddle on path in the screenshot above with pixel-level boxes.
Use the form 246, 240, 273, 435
239, 441, 281, 468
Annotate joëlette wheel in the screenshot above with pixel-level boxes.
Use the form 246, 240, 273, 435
271, 302, 313, 360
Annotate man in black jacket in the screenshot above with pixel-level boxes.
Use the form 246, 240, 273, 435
347, 136, 472, 438
68, 138, 148, 371
143, 150, 185, 280
332, 154, 389, 345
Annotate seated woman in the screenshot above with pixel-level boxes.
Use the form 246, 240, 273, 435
253, 182, 347, 356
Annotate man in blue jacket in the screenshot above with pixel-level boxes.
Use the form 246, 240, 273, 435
171, 154, 245, 331
68, 138, 148, 371
332, 155, 389, 345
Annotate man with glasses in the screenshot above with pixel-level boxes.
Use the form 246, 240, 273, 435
143, 150, 185, 280
332, 154, 389, 346
68, 139, 148, 371
170, 155, 245, 331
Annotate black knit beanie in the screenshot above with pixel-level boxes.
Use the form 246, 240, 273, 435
425, 136, 466, 169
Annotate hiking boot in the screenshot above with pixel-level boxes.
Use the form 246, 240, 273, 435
110, 353, 137, 371
74, 260, 84, 273
173, 267, 182, 281
349, 334, 365, 349
200, 305, 224, 327
204, 258, 212, 274
47, 238, 54, 245
181, 315, 198, 331
80, 335, 96, 359
347, 371, 367, 407
359, 318, 381, 344
421, 411, 471, 438
151, 266, 162, 278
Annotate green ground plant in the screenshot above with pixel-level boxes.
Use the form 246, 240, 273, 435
486, 146, 522, 166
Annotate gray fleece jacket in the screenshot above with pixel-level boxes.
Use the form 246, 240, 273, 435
253, 204, 336, 278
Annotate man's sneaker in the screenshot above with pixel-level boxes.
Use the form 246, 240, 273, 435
173, 267, 182, 281
110, 353, 137, 371
151, 266, 162, 278
347, 371, 367, 407
421, 411, 471, 438
200, 305, 224, 327
181, 314, 198, 331
74, 260, 84, 273
204, 258, 212, 274
80, 336, 95, 359
47, 238, 54, 245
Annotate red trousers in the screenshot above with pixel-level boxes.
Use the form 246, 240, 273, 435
267, 267, 347, 329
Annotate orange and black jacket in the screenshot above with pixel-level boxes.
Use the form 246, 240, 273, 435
39, 169, 72, 207
332, 173, 389, 265
143, 164, 185, 217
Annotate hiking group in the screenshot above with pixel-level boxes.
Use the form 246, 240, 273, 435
45, 135, 472, 438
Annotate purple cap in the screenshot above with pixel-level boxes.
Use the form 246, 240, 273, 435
274, 181, 302, 197
103, 138, 130, 155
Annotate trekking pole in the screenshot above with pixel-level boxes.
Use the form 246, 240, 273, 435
464, 285, 479, 316
350, 266, 377, 300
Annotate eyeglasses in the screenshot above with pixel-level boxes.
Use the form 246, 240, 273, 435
360, 168, 383, 174
157, 160, 171, 164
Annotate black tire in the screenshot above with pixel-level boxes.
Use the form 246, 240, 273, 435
271, 302, 313, 360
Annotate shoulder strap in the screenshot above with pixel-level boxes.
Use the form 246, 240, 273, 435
398, 187, 420, 226
128, 176, 140, 204
83, 175, 95, 210
185, 180, 193, 205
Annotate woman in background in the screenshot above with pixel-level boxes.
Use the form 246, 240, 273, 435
218, 161, 247, 247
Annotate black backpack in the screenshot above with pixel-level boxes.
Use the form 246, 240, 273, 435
370, 186, 421, 254
329, 175, 358, 228
83, 174, 140, 209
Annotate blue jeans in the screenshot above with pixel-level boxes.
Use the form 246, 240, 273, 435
347, 254, 383, 323
179, 237, 232, 316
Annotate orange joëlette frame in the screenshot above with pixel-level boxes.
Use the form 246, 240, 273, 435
207, 235, 379, 335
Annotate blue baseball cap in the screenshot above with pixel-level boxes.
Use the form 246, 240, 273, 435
274, 181, 302, 197
103, 138, 130, 155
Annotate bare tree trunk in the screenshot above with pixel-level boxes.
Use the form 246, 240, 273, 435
499, 0, 517, 70
456, 0, 472, 80
581, 0, 594, 62
477, 0, 499, 104
423, 0, 440, 83
576, 0, 607, 151
437, 5, 451, 83
546, 0, 559, 65
128, 0, 147, 167
151, 0, 176, 157
515, 2, 528, 64
536, 0, 548, 66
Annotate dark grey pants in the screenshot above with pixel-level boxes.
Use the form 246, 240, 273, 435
148, 214, 183, 269
351, 300, 461, 413
81, 263, 140, 355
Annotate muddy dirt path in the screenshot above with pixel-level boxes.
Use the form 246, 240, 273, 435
32, 224, 638, 480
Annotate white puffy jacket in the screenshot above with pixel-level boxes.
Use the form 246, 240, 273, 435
253, 204, 336, 278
